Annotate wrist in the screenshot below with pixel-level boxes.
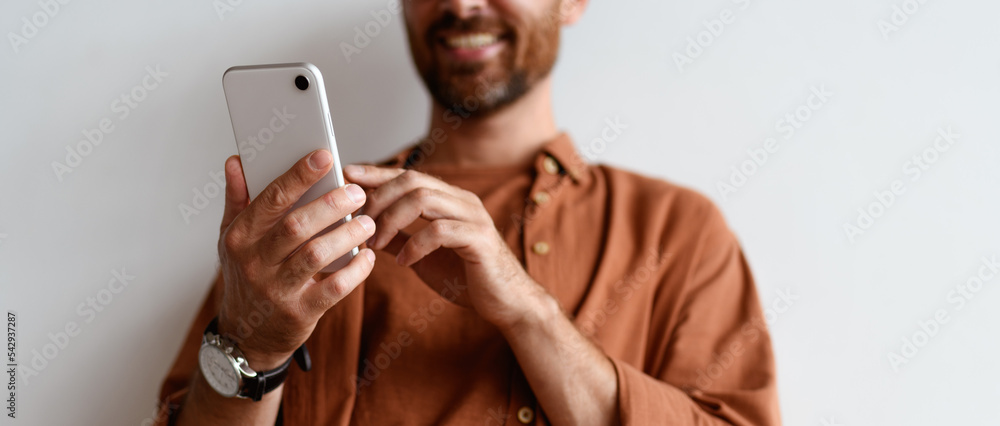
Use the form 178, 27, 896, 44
216, 315, 294, 371
494, 278, 562, 336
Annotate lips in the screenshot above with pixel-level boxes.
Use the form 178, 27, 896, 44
443, 32, 501, 49
435, 31, 509, 63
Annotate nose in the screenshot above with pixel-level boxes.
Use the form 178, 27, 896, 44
440, 0, 488, 20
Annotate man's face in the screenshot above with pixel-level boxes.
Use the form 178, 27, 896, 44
404, 0, 566, 116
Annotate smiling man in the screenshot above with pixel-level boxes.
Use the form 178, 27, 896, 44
156, 0, 780, 425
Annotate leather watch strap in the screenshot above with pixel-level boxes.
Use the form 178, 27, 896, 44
204, 317, 311, 402
242, 350, 294, 401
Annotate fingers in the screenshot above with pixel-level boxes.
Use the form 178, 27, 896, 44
368, 188, 474, 250
301, 248, 376, 314
351, 168, 458, 220
235, 150, 334, 239
342, 164, 405, 187
277, 214, 376, 285
395, 219, 484, 266
221, 155, 250, 233
258, 184, 368, 264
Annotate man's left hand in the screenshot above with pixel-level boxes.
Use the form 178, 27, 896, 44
344, 164, 544, 330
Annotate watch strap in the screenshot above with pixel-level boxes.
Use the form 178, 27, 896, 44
204, 316, 311, 401
242, 350, 294, 401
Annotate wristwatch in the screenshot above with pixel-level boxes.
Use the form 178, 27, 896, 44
198, 316, 311, 401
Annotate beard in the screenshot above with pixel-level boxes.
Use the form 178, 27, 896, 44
407, 4, 562, 118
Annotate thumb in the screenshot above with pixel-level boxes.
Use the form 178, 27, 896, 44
220, 155, 250, 233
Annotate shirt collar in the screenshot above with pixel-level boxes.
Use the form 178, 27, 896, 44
378, 131, 588, 184
538, 132, 587, 183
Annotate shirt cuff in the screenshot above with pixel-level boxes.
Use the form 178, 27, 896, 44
611, 357, 730, 426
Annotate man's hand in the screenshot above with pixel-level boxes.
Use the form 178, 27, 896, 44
345, 164, 619, 425
217, 151, 377, 369
344, 165, 542, 330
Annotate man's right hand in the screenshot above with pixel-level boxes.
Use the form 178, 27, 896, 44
215, 149, 376, 370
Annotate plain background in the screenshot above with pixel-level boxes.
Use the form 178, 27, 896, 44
2, 0, 998, 424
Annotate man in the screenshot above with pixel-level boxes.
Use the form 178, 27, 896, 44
156, 0, 780, 424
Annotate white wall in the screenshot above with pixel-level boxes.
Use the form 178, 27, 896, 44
2, 0, 997, 424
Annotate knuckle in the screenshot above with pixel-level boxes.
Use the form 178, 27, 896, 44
328, 273, 352, 298
468, 192, 485, 207
275, 266, 298, 286
412, 187, 435, 201
307, 295, 332, 312
221, 230, 242, 253
347, 218, 371, 241
322, 190, 348, 213
279, 214, 308, 239
237, 260, 258, 282
375, 209, 395, 229
399, 170, 420, 185
429, 220, 450, 236
261, 281, 283, 302
300, 243, 327, 269
263, 186, 292, 209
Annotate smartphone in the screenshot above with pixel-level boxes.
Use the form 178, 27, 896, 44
222, 62, 357, 273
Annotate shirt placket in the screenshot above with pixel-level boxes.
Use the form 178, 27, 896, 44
504, 153, 570, 426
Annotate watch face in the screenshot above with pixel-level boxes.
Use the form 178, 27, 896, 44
199, 345, 241, 397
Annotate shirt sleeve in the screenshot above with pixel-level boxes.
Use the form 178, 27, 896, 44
612, 205, 781, 425
151, 271, 226, 426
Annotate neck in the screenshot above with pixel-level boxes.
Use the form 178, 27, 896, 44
421, 76, 558, 168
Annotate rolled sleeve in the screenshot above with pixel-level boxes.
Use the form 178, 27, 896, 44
613, 202, 781, 425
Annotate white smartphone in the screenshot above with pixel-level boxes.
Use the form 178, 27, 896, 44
222, 62, 357, 273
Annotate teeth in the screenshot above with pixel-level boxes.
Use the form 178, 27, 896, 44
446, 33, 499, 49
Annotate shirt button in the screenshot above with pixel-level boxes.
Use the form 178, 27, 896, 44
532, 191, 550, 205
532, 241, 550, 255
517, 406, 535, 424
542, 156, 560, 175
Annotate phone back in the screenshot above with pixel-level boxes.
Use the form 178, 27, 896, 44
222, 63, 356, 272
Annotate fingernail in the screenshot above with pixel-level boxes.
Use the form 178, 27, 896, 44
344, 164, 365, 176
345, 184, 365, 203
364, 249, 376, 264
357, 215, 375, 232
309, 151, 332, 170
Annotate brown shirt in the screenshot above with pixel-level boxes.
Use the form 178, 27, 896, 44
156, 133, 781, 425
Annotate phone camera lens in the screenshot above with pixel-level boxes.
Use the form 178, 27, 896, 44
295, 75, 309, 91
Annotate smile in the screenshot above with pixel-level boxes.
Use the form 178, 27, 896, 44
444, 32, 501, 49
